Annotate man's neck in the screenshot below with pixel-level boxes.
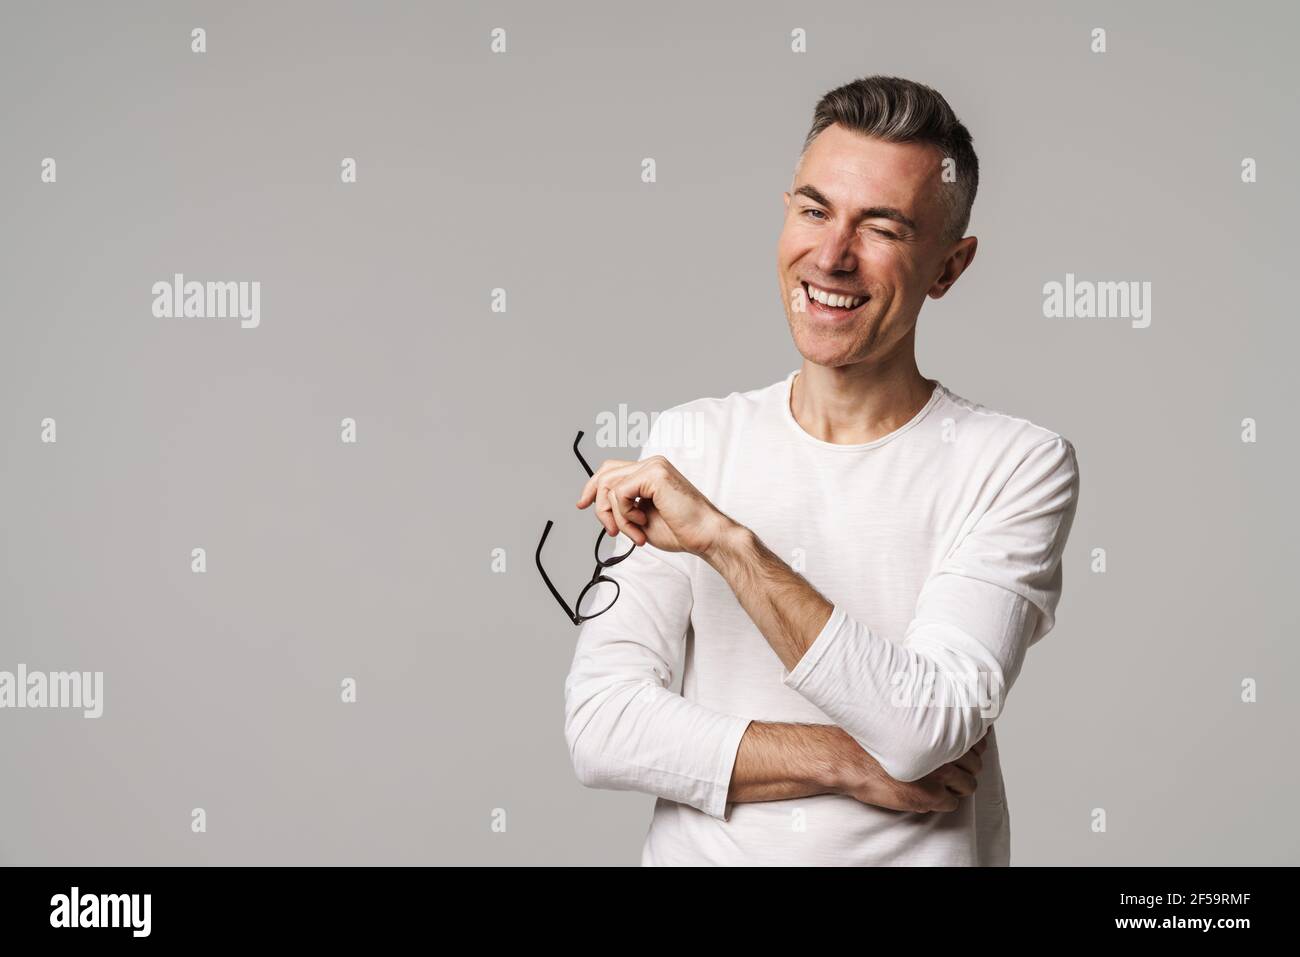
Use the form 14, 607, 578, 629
789, 359, 936, 446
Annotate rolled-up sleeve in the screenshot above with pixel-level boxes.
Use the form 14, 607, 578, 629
781, 435, 1081, 782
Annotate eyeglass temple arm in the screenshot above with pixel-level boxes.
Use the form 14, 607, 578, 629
535, 519, 581, 625
575, 429, 644, 513
573, 430, 594, 477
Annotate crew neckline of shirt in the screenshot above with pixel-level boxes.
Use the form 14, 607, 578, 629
781, 368, 946, 452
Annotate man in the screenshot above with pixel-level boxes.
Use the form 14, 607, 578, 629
562, 75, 1080, 866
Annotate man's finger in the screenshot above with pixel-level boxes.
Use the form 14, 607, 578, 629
595, 485, 619, 536
952, 750, 982, 777
607, 485, 646, 547
942, 767, 978, 797
576, 459, 634, 508
612, 470, 650, 514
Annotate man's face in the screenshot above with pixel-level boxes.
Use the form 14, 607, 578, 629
777, 123, 973, 369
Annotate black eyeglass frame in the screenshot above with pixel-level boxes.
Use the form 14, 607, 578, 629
535, 430, 637, 625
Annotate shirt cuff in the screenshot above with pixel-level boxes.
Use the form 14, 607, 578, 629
703, 715, 753, 821
782, 604, 848, 691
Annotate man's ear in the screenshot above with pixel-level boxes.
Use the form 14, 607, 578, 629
928, 236, 978, 299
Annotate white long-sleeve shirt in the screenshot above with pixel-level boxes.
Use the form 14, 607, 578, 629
563, 369, 1080, 866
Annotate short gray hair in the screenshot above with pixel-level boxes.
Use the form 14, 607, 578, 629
797, 75, 979, 244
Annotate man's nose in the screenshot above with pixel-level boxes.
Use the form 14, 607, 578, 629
815, 226, 858, 274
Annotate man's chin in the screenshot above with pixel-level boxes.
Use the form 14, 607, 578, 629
789, 325, 865, 368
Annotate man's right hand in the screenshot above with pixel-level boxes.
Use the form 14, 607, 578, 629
836, 733, 989, 814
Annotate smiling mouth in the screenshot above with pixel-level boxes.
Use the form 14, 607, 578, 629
801, 281, 869, 318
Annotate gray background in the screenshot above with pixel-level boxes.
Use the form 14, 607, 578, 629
2, 0, 1296, 865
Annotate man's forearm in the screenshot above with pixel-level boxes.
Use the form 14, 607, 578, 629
703, 522, 832, 672
728, 719, 980, 815
726, 720, 854, 803
704, 524, 859, 804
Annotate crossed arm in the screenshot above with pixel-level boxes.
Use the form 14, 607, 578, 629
705, 526, 988, 811
566, 437, 1075, 817
561, 514, 991, 814
565, 491, 1002, 816
728, 720, 986, 813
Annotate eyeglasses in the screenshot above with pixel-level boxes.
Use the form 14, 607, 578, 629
535, 430, 636, 625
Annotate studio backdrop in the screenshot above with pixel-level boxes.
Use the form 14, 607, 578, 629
1, 0, 1296, 865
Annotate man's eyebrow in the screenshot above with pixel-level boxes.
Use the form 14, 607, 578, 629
793, 184, 918, 231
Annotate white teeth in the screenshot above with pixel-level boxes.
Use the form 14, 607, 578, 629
806, 283, 866, 309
